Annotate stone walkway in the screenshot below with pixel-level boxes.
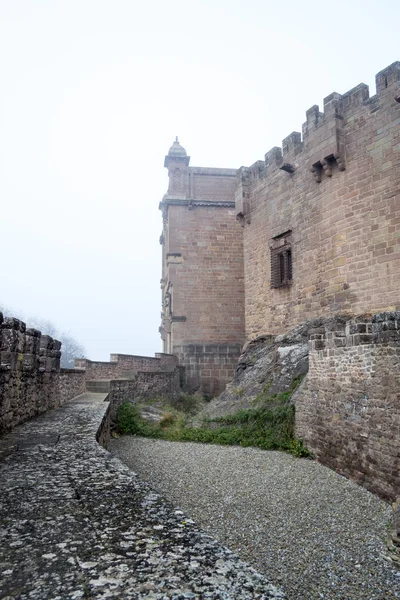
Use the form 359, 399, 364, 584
0, 394, 284, 600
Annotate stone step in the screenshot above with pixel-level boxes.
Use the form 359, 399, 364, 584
85, 380, 111, 393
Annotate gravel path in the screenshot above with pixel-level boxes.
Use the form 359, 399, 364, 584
110, 436, 400, 600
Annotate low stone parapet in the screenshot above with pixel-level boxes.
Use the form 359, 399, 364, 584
0, 313, 61, 433
75, 352, 180, 382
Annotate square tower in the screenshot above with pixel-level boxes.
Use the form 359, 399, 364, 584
159, 139, 245, 397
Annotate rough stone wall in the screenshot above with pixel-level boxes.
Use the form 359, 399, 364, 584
78, 360, 120, 380
154, 352, 180, 370
75, 353, 179, 381
107, 370, 181, 424
238, 62, 400, 340
174, 343, 242, 397
59, 369, 86, 405
295, 312, 400, 500
109, 354, 177, 372
0, 314, 61, 433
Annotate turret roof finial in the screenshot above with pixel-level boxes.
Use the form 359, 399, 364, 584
168, 137, 187, 157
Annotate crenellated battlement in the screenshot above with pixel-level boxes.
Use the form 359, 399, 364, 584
237, 61, 400, 192
0, 312, 87, 433
239, 58, 400, 344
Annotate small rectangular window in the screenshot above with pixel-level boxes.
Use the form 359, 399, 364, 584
270, 231, 292, 288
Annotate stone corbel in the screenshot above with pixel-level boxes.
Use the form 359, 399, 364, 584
280, 163, 296, 174
321, 159, 332, 177
236, 201, 251, 227
310, 163, 323, 183
334, 152, 346, 171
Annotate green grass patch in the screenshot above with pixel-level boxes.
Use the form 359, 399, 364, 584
115, 376, 311, 458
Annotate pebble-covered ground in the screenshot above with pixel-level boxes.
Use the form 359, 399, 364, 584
0, 394, 284, 599
110, 436, 400, 600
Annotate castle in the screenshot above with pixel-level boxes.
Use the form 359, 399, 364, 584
1, 62, 398, 501
160, 61, 400, 397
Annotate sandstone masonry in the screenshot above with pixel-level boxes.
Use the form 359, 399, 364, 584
160, 139, 245, 396
160, 62, 400, 398
75, 352, 179, 382
238, 62, 400, 339
159, 62, 400, 498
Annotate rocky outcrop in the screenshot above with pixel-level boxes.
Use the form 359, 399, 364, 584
202, 320, 317, 419
203, 312, 400, 501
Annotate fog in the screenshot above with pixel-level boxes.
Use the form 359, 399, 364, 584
1, 0, 398, 360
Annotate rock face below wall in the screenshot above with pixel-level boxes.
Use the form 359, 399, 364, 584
202, 320, 314, 419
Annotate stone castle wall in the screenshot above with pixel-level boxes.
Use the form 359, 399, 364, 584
163, 204, 245, 396
160, 142, 245, 395
163, 205, 245, 346
59, 368, 86, 405
295, 312, 400, 500
237, 61, 400, 340
75, 352, 179, 381
0, 313, 85, 433
174, 343, 242, 398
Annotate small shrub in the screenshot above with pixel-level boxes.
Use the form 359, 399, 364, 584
169, 392, 203, 415
159, 412, 175, 428
288, 438, 313, 458
115, 402, 141, 434
115, 402, 158, 437
231, 386, 245, 397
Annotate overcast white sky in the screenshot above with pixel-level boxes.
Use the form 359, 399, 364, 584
0, 0, 399, 360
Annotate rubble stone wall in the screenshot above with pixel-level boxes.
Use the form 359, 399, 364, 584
0, 312, 92, 434
295, 312, 400, 500
59, 369, 86, 405
76, 360, 120, 380
75, 353, 179, 381
0, 313, 60, 433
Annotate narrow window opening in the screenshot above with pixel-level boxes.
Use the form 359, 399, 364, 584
270, 231, 293, 289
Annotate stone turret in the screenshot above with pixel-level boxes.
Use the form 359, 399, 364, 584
159, 139, 245, 396
164, 138, 190, 199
